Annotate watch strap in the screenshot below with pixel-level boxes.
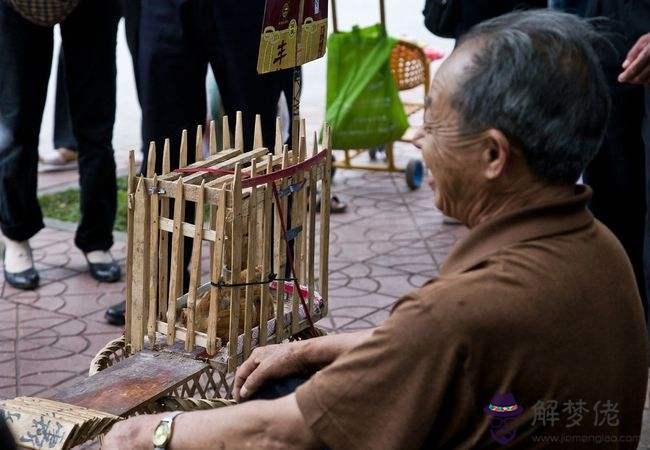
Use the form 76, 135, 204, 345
153, 411, 184, 450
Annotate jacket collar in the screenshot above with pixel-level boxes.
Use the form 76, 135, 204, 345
441, 185, 594, 276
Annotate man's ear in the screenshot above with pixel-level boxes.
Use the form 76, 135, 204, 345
482, 129, 510, 180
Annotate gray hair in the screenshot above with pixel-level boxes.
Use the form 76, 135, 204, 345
452, 10, 611, 184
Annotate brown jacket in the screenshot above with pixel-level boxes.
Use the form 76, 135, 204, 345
296, 185, 648, 449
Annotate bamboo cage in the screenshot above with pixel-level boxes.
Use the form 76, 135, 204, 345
125, 113, 332, 373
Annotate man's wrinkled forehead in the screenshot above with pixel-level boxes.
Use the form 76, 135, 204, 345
427, 40, 483, 114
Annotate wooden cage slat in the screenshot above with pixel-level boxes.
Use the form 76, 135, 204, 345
235, 111, 243, 152
146, 142, 156, 178
222, 115, 230, 151
132, 177, 150, 352
319, 127, 332, 314
259, 158, 274, 346
185, 180, 205, 351
290, 135, 307, 334
207, 189, 227, 355
209, 120, 217, 156
156, 321, 215, 350
158, 218, 217, 242
228, 164, 243, 372
180, 129, 188, 168
307, 135, 318, 315
166, 178, 185, 345
253, 114, 263, 150
274, 117, 283, 156
273, 146, 291, 343
148, 174, 160, 347
125, 150, 136, 345
195, 124, 203, 163
243, 159, 258, 358
158, 139, 171, 320
158, 148, 240, 183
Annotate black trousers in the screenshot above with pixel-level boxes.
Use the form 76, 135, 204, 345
0, 0, 120, 252
138, 0, 294, 174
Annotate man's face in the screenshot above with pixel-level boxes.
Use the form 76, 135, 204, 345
418, 48, 488, 222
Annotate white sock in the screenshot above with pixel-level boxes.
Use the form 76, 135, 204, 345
85, 250, 114, 264
3, 239, 34, 273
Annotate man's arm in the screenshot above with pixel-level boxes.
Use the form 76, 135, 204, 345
102, 394, 321, 450
234, 328, 374, 400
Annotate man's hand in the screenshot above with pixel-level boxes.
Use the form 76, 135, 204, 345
619, 33, 650, 85
102, 414, 162, 450
233, 343, 307, 401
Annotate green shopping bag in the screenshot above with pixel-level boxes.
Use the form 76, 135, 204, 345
325, 24, 408, 149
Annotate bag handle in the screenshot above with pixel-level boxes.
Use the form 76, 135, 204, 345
330, 0, 386, 33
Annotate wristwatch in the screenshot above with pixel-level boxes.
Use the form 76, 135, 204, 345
152, 411, 184, 450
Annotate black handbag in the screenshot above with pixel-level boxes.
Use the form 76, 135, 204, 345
423, 0, 460, 38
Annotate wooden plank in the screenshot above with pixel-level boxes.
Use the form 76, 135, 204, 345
209, 120, 217, 156
148, 174, 160, 347
185, 181, 205, 351
222, 115, 231, 151
156, 322, 213, 350
158, 140, 171, 320
47, 351, 208, 417
243, 159, 258, 358
203, 147, 268, 188
228, 165, 243, 372
132, 177, 150, 352
235, 111, 243, 152
207, 189, 227, 355
146, 142, 156, 177
166, 178, 185, 346
125, 150, 136, 345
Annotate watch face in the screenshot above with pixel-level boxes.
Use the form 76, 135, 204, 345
153, 422, 171, 447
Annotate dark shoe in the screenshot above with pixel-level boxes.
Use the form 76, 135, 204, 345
85, 257, 121, 283
105, 301, 126, 326
4, 267, 39, 290
316, 194, 348, 214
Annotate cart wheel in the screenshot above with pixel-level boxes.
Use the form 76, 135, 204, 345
405, 159, 424, 190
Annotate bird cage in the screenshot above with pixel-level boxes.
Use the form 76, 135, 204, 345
125, 113, 332, 373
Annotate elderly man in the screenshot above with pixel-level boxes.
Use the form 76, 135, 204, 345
103, 10, 648, 449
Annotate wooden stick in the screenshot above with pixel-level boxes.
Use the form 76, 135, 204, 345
180, 129, 188, 168
195, 124, 203, 163
158, 139, 171, 320
243, 159, 258, 358
207, 189, 227, 355
222, 115, 231, 151
259, 157, 274, 346
148, 174, 160, 347
253, 114, 263, 149
292, 116, 300, 156
185, 180, 205, 351
209, 120, 217, 156
167, 178, 185, 346
125, 150, 136, 346
275, 117, 283, 156
132, 177, 150, 352
228, 164, 243, 372
235, 111, 243, 152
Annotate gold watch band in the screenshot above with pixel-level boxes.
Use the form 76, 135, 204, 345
152, 411, 184, 450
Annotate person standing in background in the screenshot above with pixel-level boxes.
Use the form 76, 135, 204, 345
0, 0, 122, 290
